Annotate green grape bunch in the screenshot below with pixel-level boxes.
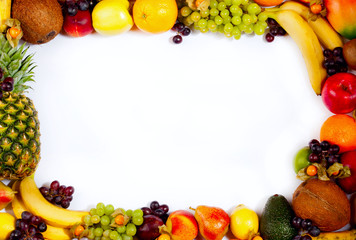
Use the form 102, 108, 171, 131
79, 203, 144, 240
179, 0, 269, 39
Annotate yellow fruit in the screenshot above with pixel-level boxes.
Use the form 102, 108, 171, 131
0, 212, 16, 240
19, 175, 88, 228
92, 0, 133, 36
133, 0, 178, 33
230, 204, 259, 240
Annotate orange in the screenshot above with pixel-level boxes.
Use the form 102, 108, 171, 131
252, 0, 284, 7
320, 114, 356, 153
133, 0, 178, 33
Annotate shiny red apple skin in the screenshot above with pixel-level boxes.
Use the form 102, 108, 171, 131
321, 72, 356, 114
63, 10, 93, 37
338, 150, 356, 194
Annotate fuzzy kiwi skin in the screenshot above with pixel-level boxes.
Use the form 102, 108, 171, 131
343, 39, 356, 70
12, 0, 63, 44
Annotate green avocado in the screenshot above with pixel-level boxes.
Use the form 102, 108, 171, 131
260, 194, 298, 240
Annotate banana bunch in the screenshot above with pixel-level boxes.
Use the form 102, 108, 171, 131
11, 176, 89, 240
265, 1, 344, 95
0, 0, 11, 32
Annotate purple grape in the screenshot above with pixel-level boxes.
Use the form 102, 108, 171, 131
308, 139, 319, 148
78, 0, 89, 11
30, 215, 42, 225
277, 27, 286, 36
159, 204, 169, 213
267, 18, 278, 26
333, 47, 343, 57
50, 181, 60, 191
33, 232, 44, 240
21, 211, 33, 222
269, 27, 278, 36
154, 209, 165, 217
1, 81, 13, 92
28, 225, 37, 236
63, 195, 73, 202
61, 200, 71, 209
3, 77, 14, 85
58, 185, 66, 194
301, 219, 312, 229
64, 186, 74, 196
328, 145, 340, 154
0, 68, 3, 79
320, 141, 330, 150
181, 27, 191, 36
39, 187, 49, 196
323, 49, 333, 58
38, 222, 47, 232
308, 153, 319, 163
9, 229, 22, 240
19, 221, 29, 232
173, 23, 185, 32
172, 35, 183, 44
265, 33, 274, 42
308, 226, 320, 237
301, 235, 312, 240
67, 4, 78, 16
54, 196, 63, 204
150, 201, 160, 211
327, 67, 337, 76
292, 216, 302, 229
141, 207, 152, 216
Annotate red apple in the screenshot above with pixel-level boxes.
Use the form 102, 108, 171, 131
165, 210, 198, 240
338, 150, 356, 194
63, 10, 93, 37
321, 72, 356, 114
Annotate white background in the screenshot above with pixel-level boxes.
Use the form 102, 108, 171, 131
21, 28, 333, 220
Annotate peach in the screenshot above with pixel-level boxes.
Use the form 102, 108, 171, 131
165, 210, 198, 240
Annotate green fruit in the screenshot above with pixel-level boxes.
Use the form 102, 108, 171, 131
260, 194, 298, 240
293, 147, 311, 174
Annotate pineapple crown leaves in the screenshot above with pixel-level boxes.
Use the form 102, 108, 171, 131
0, 33, 36, 94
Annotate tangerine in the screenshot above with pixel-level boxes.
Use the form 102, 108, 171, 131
252, 0, 284, 7
320, 114, 356, 153
133, 0, 178, 33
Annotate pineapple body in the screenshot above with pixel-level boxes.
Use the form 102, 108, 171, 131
0, 92, 40, 179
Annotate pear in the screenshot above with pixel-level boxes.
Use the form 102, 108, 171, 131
0, 181, 15, 210
191, 205, 230, 240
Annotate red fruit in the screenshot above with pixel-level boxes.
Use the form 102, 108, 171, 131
166, 210, 198, 240
0, 181, 15, 210
321, 72, 356, 114
338, 150, 356, 194
324, 0, 356, 40
63, 10, 93, 37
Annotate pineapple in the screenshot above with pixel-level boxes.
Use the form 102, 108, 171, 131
0, 33, 40, 180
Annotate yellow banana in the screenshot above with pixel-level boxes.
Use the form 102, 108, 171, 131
0, 0, 11, 32
311, 229, 356, 240
265, 9, 327, 95
0, 212, 15, 240
12, 181, 72, 240
19, 175, 88, 229
279, 1, 343, 50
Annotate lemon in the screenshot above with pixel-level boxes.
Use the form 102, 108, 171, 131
230, 204, 259, 239
92, 0, 133, 36
0, 212, 16, 239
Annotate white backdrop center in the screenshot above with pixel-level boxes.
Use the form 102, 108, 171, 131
27, 30, 330, 214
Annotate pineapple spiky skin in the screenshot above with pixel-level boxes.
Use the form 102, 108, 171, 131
0, 34, 40, 180
0, 92, 40, 180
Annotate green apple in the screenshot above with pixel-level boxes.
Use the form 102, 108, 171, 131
293, 146, 311, 173
92, 0, 133, 36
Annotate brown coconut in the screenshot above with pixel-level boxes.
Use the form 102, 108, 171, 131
12, 0, 63, 44
292, 178, 350, 232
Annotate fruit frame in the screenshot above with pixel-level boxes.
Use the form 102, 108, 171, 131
21, 31, 331, 214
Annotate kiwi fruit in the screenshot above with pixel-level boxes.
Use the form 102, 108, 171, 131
12, 0, 63, 44
343, 39, 356, 70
